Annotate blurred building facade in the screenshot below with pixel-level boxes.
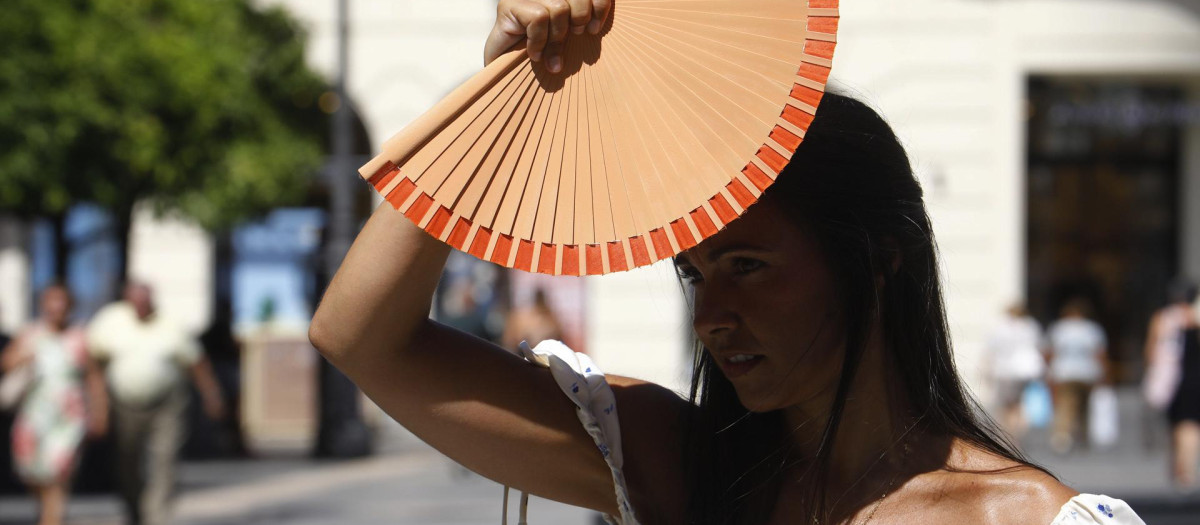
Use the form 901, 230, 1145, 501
1, 0, 1198, 408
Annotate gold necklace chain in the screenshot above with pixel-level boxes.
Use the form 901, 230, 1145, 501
855, 474, 897, 525
810, 436, 912, 525
808, 475, 897, 525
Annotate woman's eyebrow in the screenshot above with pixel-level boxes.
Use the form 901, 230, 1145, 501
704, 244, 771, 264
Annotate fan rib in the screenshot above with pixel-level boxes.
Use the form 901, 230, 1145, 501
493, 87, 553, 239
598, 32, 681, 251
556, 70, 580, 249
359, 49, 526, 179
585, 87, 615, 262
619, 9, 807, 46
605, 30, 725, 226
585, 31, 652, 240
614, 20, 765, 161
581, 39, 615, 263
619, 14, 803, 108
514, 78, 566, 246
449, 71, 541, 222
589, 41, 641, 241
616, 18, 786, 178
401, 59, 531, 196
588, 37, 655, 269
606, 25, 741, 225
471, 85, 547, 233
428, 66, 535, 204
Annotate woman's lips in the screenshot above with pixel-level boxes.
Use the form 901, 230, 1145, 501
718, 354, 764, 379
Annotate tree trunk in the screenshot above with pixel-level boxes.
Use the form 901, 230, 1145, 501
50, 212, 68, 281
113, 203, 134, 288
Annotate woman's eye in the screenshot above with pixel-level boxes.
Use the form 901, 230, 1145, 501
731, 257, 764, 274
676, 267, 703, 284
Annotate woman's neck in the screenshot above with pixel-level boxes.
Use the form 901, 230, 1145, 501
779, 323, 924, 491
41, 318, 69, 333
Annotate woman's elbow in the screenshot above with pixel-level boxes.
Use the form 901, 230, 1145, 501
308, 308, 424, 365
308, 311, 345, 363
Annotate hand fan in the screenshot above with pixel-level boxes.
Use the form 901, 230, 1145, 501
360, 0, 839, 275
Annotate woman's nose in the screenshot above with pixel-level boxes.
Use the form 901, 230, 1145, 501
692, 289, 738, 338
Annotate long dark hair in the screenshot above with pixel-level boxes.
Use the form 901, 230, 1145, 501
682, 93, 1040, 524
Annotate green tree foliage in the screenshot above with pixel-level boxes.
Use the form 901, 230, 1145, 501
0, 0, 328, 231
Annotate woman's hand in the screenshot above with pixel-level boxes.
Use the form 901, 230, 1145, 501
0, 333, 34, 373
87, 410, 108, 439
485, 0, 612, 72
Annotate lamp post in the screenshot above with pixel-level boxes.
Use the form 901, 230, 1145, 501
315, 0, 371, 459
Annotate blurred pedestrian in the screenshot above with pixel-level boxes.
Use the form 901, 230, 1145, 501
1046, 297, 1109, 454
1144, 281, 1200, 488
435, 251, 507, 344
87, 281, 225, 525
502, 288, 564, 351
0, 283, 107, 525
1142, 282, 1196, 450
985, 302, 1045, 442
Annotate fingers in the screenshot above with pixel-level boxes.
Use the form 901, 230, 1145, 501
487, 0, 611, 71
541, 0, 572, 72
587, 0, 612, 34
567, 0, 592, 33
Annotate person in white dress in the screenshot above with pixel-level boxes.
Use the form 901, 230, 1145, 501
309, 1, 1145, 523
986, 303, 1045, 442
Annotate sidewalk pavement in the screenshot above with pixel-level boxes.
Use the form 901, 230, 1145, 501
1018, 387, 1200, 525
0, 420, 596, 525
2, 388, 1197, 524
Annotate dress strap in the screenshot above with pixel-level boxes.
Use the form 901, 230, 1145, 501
501, 340, 640, 525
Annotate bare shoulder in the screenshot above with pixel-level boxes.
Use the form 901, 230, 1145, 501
914, 441, 1076, 525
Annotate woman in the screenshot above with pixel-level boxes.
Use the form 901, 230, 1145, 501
310, 1, 1143, 523
986, 303, 1045, 443
1146, 282, 1200, 488
1, 284, 106, 525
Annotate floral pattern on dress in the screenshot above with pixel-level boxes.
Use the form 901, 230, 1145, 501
1051, 494, 1144, 525
11, 325, 88, 484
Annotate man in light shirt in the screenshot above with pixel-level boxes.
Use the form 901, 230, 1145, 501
88, 282, 224, 525
1046, 297, 1110, 454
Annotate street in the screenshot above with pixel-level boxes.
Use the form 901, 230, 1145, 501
2, 390, 1197, 525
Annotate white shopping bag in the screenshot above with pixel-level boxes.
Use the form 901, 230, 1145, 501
1088, 386, 1119, 449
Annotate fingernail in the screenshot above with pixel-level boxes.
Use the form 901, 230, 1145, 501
587, 19, 602, 34
548, 55, 562, 72
572, 25, 585, 35
530, 51, 542, 62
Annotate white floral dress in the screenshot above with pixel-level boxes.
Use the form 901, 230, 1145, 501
11, 324, 89, 484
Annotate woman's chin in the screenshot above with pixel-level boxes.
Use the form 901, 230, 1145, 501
733, 390, 781, 413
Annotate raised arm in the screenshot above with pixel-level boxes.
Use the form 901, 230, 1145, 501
0, 331, 33, 373
310, 204, 684, 516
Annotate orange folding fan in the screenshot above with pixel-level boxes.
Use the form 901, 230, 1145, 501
360, 0, 839, 275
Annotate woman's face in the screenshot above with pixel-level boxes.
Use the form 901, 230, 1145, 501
40, 287, 71, 327
675, 196, 845, 413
